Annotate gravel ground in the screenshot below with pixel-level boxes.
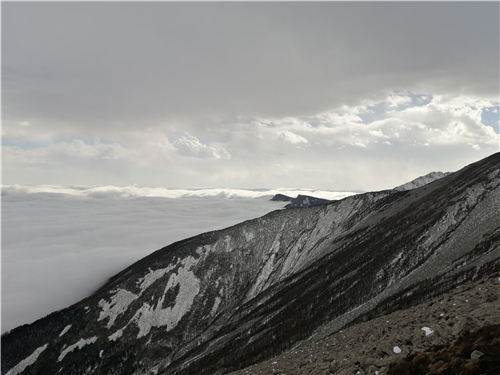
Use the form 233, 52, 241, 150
228, 273, 500, 375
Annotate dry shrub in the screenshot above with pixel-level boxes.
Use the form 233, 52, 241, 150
388, 324, 500, 375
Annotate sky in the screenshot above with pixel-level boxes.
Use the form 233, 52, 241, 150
2, 2, 499, 191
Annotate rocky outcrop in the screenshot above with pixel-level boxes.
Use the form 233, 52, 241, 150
284, 194, 331, 208
2, 153, 500, 375
269, 193, 294, 202
270, 193, 332, 208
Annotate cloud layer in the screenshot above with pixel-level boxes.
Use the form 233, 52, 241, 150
3, 92, 498, 190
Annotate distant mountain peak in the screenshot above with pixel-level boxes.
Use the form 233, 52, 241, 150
393, 171, 452, 191
270, 193, 331, 208
269, 193, 294, 202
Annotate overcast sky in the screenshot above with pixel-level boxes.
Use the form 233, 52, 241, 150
2, 2, 499, 190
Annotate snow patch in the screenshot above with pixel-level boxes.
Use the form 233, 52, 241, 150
108, 329, 123, 341
132, 256, 200, 338
210, 296, 222, 316
59, 325, 72, 337
98, 289, 139, 328
243, 230, 255, 242
138, 265, 176, 292
223, 235, 232, 252
6, 344, 48, 375
58, 337, 97, 362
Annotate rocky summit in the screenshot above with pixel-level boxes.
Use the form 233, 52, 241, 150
2, 152, 500, 375
393, 171, 452, 191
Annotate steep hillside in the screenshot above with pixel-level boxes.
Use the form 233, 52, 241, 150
2, 152, 499, 375
228, 273, 500, 375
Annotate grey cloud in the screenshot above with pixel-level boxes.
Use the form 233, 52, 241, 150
3, 2, 498, 136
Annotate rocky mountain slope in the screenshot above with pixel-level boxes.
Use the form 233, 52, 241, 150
2, 152, 500, 375
228, 273, 500, 375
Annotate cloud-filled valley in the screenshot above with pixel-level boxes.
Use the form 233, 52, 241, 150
1, 187, 357, 333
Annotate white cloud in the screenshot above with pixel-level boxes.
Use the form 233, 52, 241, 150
368, 129, 388, 138
173, 135, 231, 159
385, 93, 412, 107
276, 130, 308, 144
384, 94, 499, 146
352, 142, 367, 148
1, 120, 55, 143
468, 143, 480, 150
2, 92, 498, 191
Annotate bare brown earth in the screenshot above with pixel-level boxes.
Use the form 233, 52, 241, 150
228, 273, 500, 375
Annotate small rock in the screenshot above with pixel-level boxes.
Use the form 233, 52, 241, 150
470, 350, 484, 360
481, 319, 492, 327
452, 316, 476, 335
329, 363, 339, 373
338, 367, 359, 375
421, 327, 434, 336
365, 365, 379, 374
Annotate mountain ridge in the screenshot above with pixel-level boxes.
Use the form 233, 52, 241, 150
2, 152, 500, 375
393, 171, 452, 191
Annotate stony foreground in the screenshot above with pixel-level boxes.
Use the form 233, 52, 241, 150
229, 273, 500, 375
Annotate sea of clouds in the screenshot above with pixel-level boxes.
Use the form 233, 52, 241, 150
1, 185, 359, 333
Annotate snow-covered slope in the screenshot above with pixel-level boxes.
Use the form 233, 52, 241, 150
393, 171, 452, 191
2, 153, 500, 375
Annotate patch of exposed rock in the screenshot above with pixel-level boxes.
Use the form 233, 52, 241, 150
228, 274, 500, 375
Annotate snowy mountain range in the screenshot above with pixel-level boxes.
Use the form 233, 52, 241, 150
2, 152, 500, 375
